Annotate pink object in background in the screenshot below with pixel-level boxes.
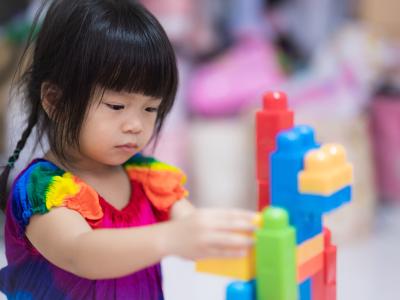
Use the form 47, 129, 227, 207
370, 96, 400, 203
188, 36, 285, 117
140, 0, 194, 43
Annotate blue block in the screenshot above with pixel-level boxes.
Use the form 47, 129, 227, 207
293, 186, 352, 242
299, 186, 352, 215
299, 279, 312, 300
293, 125, 320, 149
293, 211, 323, 243
270, 126, 319, 242
226, 280, 256, 300
270, 124, 354, 243
269, 193, 319, 243
271, 126, 319, 205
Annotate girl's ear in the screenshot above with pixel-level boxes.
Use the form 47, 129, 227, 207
41, 82, 62, 118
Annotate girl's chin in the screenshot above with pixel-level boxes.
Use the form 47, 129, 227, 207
110, 153, 137, 164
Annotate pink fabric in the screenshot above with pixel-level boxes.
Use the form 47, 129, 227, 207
1, 160, 165, 299
370, 96, 400, 203
188, 36, 285, 116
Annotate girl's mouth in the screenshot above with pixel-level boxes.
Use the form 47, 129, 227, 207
116, 144, 138, 152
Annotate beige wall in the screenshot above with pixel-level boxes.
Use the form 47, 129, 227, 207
360, 0, 400, 41
0, 39, 19, 156
0, 41, 10, 155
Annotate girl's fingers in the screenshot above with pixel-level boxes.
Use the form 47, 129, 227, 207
200, 209, 258, 232
196, 232, 254, 259
212, 219, 257, 232
207, 232, 254, 249
227, 209, 258, 221
201, 249, 249, 259
205, 209, 257, 222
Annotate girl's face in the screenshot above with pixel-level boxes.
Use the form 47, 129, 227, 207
78, 89, 161, 167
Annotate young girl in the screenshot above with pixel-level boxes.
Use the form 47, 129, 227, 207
0, 1, 256, 299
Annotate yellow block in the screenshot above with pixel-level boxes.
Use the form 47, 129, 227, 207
299, 144, 353, 195
195, 213, 261, 280
196, 248, 256, 280
296, 233, 324, 266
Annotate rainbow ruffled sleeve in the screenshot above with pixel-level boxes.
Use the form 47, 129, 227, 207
124, 154, 189, 213
11, 161, 103, 234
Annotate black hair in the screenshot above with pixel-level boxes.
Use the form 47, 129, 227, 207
0, 0, 178, 211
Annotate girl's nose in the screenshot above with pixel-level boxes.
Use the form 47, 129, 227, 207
122, 118, 143, 134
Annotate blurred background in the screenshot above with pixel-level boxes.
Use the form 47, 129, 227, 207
0, 0, 399, 299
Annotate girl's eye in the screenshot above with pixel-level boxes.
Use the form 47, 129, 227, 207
145, 107, 159, 113
105, 103, 125, 111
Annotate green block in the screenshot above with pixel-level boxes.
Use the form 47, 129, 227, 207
256, 207, 297, 300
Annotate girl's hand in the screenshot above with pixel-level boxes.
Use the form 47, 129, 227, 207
165, 209, 257, 260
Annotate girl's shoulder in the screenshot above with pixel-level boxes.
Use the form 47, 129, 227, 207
9, 155, 188, 233
123, 153, 186, 177
123, 153, 189, 212
10, 159, 103, 234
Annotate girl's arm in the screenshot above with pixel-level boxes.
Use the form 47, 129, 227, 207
26, 205, 256, 280
26, 207, 171, 280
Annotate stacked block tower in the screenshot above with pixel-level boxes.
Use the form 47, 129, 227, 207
196, 91, 353, 300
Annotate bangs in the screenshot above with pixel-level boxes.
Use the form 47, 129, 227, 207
83, 3, 178, 102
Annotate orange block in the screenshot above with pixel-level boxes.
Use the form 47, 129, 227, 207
196, 215, 261, 280
296, 233, 324, 266
196, 249, 256, 280
299, 144, 353, 195
297, 252, 323, 283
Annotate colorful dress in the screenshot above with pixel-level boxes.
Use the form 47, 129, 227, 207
0, 154, 188, 300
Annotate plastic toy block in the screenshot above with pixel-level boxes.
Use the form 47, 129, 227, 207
293, 125, 320, 149
324, 246, 337, 284
297, 233, 324, 266
271, 125, 319, 211
311, 270, 324, 300
270, 192, 323, 243
300, 278, 311, 300
297, 252, 323, 283
258, 180, 270, 211
256, 91, 294, 182
226, 280, 255, 300
270, 125, 352, 242
325, 283, 337, 300
256, 207, 297, 300
196, 249, 256, 281
299, 144, 353, 195
312, 270, 337, 300
310, 229, 337, 300
196, 91, 351, 300
323, 228, 337, 285
196, 215, 261, 280
291, 209, 323, 244
298, 186, 352, 216
253, 212, 263, 227
271, 129, 304, 194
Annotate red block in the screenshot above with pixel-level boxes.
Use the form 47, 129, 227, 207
326, 283, 337, 300
311, 270, 337, 300
311, 270, 324, 300
258, 180, 270, 210
256, 118, 291, 179
256, 95, 293, 178
311, 229, 338, 300
256, 91, 294, 210
323, 228, 337, 285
